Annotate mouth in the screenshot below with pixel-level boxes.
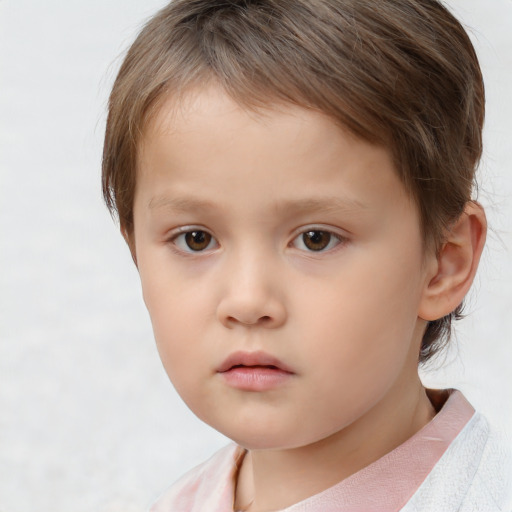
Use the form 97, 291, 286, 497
217, 350, 294, 373
217, 351, 294, 391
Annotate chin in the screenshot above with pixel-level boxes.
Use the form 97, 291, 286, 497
234, 437, 296, 451
219, 424, 321, 452
215, 422, 297, 451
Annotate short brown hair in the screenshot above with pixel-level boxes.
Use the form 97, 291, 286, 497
102, 0, 485, 364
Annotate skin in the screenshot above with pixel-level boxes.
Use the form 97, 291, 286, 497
127, 86, 486, 511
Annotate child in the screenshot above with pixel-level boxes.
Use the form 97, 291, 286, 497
102, 0, 512, 510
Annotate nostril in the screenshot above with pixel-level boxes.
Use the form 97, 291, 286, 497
225, 315, 273, 326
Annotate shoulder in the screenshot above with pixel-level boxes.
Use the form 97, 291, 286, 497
148, 443, 244, 512
462, 416, 512, 511
402, 406, 512, 512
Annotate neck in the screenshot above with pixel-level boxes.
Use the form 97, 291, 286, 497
235, 378, 435, 512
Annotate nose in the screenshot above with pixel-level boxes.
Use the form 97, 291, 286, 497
216, 252, 287, 329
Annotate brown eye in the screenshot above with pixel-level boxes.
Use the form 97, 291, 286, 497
184, 230, 213, 251
302, 231, 332, 251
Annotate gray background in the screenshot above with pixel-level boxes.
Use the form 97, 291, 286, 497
1, 1, 511, 511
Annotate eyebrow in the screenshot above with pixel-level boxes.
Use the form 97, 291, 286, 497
148, 196, 218, 212
274, 196, 368, 215
148, 195, 368, 215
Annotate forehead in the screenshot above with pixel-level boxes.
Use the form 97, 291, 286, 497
135, 85, 414, 224
143, 86, 313, 147
140, 85, 382, 173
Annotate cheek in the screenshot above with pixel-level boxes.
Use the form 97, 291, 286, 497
138, 261, 210, 383
303, 249, 423, 334
149, 301, 210, 409
139, 247, 206, 326
297, 247, 425, 377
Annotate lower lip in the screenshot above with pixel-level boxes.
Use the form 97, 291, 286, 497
219, 367, 293, 391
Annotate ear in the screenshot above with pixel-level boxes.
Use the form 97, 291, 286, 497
121, 224, 138, 267
419, 202, 487, 321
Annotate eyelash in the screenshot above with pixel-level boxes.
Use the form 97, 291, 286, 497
289, 229, 345, 253
169, 228, 219, 254
168, 227, 346, 254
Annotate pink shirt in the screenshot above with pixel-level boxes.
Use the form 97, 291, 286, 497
150, 389, 507, 511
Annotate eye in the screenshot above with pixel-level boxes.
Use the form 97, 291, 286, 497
291, 229, 342, 252
172, 230, 217, 252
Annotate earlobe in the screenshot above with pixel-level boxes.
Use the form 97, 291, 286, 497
121, 225, 138, 267
419, 202, 487, 321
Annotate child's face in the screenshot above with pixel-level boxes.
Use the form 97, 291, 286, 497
131, 86, 435, 450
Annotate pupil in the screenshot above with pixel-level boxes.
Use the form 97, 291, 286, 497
304, 231, 330, 251
185, 231, 211, 251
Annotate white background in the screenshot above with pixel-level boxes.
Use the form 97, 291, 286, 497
0, 1, 511, 511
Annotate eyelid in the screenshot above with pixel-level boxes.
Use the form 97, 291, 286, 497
164, 224, 348, 254
167, 226, 219, 254
289, 225, 349, 252
290, 224, 349, 239
167, 225, 210, 237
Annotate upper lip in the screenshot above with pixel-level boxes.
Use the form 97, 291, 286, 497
217, 350, 294, 373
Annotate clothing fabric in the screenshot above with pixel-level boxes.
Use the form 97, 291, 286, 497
149, 389, 512, 511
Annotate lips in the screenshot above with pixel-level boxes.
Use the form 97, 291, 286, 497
217, 351, 295, 391
217, 350, 294, 374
